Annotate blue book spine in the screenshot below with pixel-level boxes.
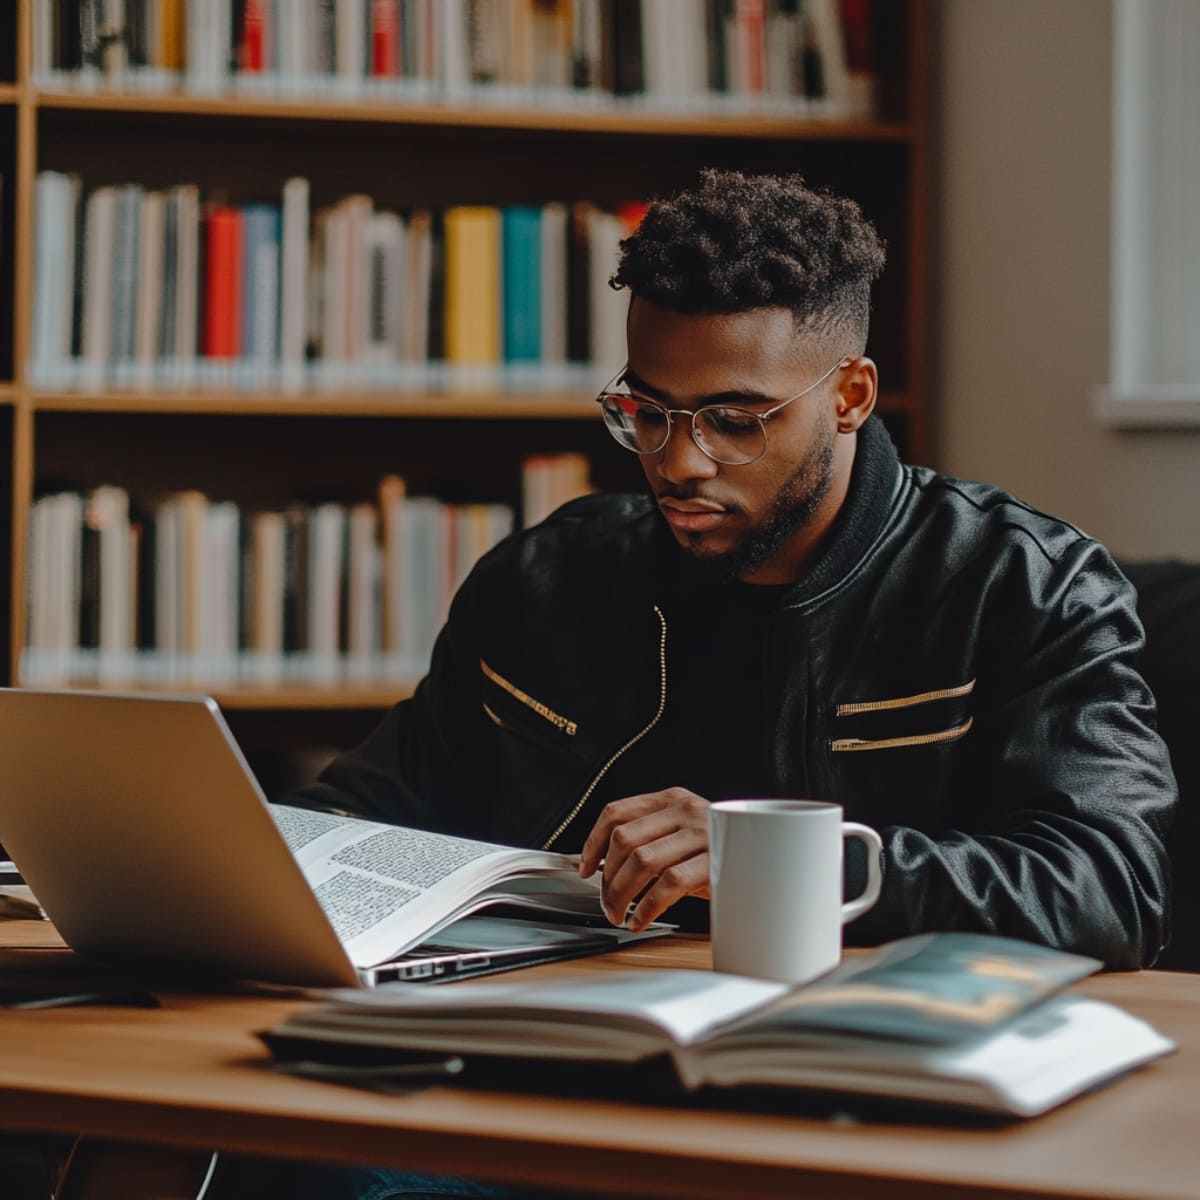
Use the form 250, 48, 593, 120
502, 207, 542, 364
242, 204, 281, 364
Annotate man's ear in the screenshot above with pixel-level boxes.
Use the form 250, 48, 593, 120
835, 356, 877, 433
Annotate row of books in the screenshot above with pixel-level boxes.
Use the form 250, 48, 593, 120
33, 0, 878, 119
29, 171, 640, 393
22, 454, 594, 688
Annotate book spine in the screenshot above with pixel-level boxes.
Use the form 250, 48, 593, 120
372, 0, 400, 75
443, 206, 501, 366
203, 206, 244, 360
81, 186, 118, 388
134, 190, 166, 377
109, 184, 144, 379
502, 206, 542, 364
279, 177, 310, 388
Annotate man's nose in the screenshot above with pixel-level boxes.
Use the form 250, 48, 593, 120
655, 415, 719, 485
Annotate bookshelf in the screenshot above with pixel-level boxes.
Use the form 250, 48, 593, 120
3, 0, 931, 769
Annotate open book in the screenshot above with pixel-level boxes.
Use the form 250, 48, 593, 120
262, 932, 1175, 1114
268, 804, 671, 984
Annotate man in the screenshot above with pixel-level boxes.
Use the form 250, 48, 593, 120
230, 169, 1176, 1199
295, 168, 1175, 973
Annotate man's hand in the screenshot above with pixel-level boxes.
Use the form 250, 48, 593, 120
577, 787, 711, 931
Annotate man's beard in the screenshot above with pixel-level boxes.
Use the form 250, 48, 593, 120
684, 424, 837, 584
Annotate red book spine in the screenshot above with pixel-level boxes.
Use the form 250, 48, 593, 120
372, 0, 400, 76
204, 207, 244, 360
738, 0, 766, 94
241, 0, 265, 71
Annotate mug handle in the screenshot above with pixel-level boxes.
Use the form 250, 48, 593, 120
840, 823, 884, 923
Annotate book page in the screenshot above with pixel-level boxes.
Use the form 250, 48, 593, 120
721, 933, 1102, 1045
268, 804, 596, 966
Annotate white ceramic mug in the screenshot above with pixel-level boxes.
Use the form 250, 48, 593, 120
708, 799, 884, 985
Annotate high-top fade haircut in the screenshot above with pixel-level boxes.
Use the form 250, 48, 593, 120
611, 168, 886, 351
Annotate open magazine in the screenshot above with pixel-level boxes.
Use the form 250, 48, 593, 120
267, 804, 671, 983
262, 933, 1175, 1114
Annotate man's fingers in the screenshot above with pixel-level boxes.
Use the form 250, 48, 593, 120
625, 855, 711, 931
578, 789, 694, 877
578, 795, 644, 876
600, 828, 707, 925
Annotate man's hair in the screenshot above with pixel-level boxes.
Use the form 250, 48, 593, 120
611, 168, 886, 347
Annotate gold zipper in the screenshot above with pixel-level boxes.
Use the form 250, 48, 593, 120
831, 717, 974, 753
480, 657, 578, 736
835, 679, 976, 717
542, 606, 668, 850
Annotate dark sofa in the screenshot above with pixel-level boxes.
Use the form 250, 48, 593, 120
1121, 560, 1200, 972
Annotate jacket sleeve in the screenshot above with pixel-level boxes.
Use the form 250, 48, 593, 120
850, 544, 1177, 970
285, 562, 496, 839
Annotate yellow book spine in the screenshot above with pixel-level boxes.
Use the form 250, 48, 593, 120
443, 206, 501, 365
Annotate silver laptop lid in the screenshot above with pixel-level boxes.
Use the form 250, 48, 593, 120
0, 688, 360, 988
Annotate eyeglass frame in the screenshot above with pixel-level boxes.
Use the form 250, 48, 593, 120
595, 354, 854, 466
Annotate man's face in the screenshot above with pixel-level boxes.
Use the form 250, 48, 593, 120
623, 300, 853, 585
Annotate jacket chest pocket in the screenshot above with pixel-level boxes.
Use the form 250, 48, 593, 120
830, 679, 975, 752
479, 658, 592, 763
827, 679, 975, 826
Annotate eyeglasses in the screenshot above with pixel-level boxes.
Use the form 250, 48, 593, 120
596, 356, 851, 466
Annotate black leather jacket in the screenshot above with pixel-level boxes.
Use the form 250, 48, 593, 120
298, 419, 1176, 969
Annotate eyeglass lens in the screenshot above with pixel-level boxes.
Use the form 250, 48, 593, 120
599, 395, 765, 465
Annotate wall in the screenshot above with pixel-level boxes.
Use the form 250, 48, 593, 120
934, 0, 1200, 560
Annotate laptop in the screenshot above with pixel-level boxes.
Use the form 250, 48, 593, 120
0, 688, 667, 988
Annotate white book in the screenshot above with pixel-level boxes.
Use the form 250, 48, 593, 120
280, 177, 311, 389
134, 191, 166, 379
340, 194, 375, 365
401, 496, 445, 672
32, 0, 53, 75
640, 0, 675, 99
346, 501, 381, 675
173, 185, 202, 374
586, 207, 628, 369
278, 0, 311, 89
43, 493, 83, 683
806, 0, 851, 116
186, 0, 232, 91
264, 933, 1176, 1119
30, 171, 80, 387
336, 0, 367, 82
177, 490, 209, 665
308, 502, 348, 680
109, 184, 144, 381
248, 509, 287, 680
401, 209, 432, 364
364, 211, 406, 365
154, 497, 183, 662
80, 187, 119, 390
539, 201, 567, 366
438, 0, 470, 93
85, 485, 134, 681
681, 0, 708, 98
202, 501, 241, 679
316, 205, 351, 364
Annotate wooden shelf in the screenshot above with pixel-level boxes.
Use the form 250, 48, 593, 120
32, 88, 914, 141
30, 388, 914, 420
39, 681, 416, 710
30, 389, 600, 419
0, 84, 19, 104
0, 385, 17, 406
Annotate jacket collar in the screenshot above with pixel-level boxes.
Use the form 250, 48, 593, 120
782, 414, 903, 604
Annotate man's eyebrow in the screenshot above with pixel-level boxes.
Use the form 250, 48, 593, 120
621, 368, 778, 407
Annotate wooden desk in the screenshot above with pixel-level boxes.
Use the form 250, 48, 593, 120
0, 920, 1196, 1200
